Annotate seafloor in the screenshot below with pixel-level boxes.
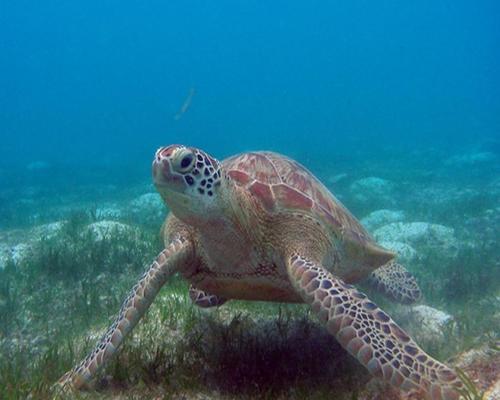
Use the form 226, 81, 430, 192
0, 147, 498, 399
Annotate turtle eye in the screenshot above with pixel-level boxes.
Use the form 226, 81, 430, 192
173, 151, 195, 173
180, 154, 194, 169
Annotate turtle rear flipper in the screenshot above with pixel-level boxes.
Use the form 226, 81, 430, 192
287, 254, 462, 400
367, 261, 421, 304
189, 285, 227, 308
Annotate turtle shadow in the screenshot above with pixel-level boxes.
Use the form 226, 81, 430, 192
183, 313, 370, 397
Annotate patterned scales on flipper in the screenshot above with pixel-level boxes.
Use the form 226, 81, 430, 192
189, 285, 227, 308
367, 261, 422, 304
287, 255, 463, 400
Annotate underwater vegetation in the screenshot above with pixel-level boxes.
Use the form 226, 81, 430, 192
455, 368, 485, 400
0, 148, 498, 399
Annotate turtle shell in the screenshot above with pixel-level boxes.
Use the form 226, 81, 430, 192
224, 151, 394, 270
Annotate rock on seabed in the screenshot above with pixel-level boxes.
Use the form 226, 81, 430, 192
0, 242, 23, 269
0, 220, 144, 269
411, 305, 453, 330
31, 221, 65, 240
95, 204, 123, 219
84, 220, 140, 242
0, 222, 65, 269
394, 305, 454, 345
378, 240, 418, 263
130, 193, 164, 214
361, 209, 406, 231
128, 192, 167, 224
373, 222, 459, 257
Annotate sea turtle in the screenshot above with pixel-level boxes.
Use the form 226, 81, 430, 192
58, 145, 462, 399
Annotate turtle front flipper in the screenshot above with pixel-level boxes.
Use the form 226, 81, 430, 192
189, 285, 227, 308
286, 254, 462, 400
366, 261, 421, 304
57, 236, 194, 391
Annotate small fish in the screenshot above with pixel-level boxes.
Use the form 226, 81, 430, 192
174, 87, 195, 120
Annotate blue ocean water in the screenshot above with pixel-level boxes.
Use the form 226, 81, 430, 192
1, 2, 499, 172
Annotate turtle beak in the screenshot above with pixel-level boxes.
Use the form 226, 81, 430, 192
152, 147, 170, 186
152, 146, 185, 188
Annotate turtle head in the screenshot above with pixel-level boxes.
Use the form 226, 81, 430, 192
153, 144, 224, 223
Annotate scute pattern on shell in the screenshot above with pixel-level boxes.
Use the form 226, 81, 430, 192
224, 151, 373, 244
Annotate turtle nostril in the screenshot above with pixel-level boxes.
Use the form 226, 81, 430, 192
159, 146, 177, 158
